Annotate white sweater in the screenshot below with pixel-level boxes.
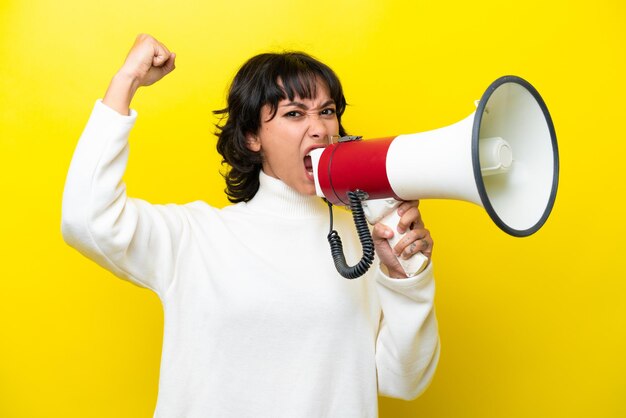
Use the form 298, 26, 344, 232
61, 100, 440, 418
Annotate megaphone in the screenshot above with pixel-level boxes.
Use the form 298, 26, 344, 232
310, 75, 559, 278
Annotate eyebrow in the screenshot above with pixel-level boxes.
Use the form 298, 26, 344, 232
279, 99, 336, 110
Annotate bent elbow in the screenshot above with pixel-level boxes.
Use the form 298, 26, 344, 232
379, 338, 441, 401
61, 210, 85, 249
61, 194, 96, 251
380, 372, 434, 402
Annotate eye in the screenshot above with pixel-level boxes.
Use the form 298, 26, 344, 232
320, 108, 336, 117
284, 110, 303, 118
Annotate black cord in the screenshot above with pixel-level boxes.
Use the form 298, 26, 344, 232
326, 191, 375, 279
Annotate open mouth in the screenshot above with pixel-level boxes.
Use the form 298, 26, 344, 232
304, 155, 313, 178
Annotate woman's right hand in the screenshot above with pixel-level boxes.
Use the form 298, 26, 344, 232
103, 34, 176, 115
119, 34, 176, 87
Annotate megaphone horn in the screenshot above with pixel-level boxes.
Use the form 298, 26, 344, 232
311, 75, 559, 237
310, 75, 559, 278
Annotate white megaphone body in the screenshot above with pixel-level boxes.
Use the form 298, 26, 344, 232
309, 75, 559, 278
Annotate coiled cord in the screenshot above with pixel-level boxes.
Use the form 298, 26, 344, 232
326, 191, 375, 279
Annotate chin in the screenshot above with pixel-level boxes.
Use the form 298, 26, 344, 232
300, 188, 317, 197
296, 182, 317, 196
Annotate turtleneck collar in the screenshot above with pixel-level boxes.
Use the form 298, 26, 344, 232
244, 171, 329, 219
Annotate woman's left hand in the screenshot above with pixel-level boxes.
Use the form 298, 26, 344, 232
371, 200, 434, 278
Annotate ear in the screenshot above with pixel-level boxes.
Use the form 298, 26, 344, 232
245, 132, 261, 152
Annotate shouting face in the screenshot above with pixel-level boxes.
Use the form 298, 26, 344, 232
246, 80, 339, 196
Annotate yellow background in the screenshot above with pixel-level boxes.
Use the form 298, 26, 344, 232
1, 0, 624, 416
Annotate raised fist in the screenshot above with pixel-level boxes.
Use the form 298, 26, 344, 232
103, 34, 176, 114
119, 33, 176, 87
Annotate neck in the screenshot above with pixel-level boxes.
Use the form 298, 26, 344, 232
245, 171, 328, 219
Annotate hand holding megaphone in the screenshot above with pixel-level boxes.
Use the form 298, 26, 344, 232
366, 198, 432, 277
311, 76, 559, 279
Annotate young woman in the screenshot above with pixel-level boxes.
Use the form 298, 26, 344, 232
62, 34, 439, 418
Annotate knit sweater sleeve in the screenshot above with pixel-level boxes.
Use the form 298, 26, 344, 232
61, 100, 186, 295
374, 261, 440, 400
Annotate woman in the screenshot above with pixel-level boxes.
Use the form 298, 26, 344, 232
62, 34, 439, 418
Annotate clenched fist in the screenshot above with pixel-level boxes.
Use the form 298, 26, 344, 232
103, 34, 176, 115
120, 34, 176, 87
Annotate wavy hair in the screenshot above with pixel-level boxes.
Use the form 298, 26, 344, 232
214, 52, 348, 203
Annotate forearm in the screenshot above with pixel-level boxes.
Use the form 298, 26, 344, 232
375, 262, 440, 400
61, 101, 137, 256
103, 71, 140, 116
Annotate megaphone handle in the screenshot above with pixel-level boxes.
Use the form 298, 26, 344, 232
379, 209, 430, 277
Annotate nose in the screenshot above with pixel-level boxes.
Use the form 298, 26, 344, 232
307, 114, 336, 144
307, 115, 327, 141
